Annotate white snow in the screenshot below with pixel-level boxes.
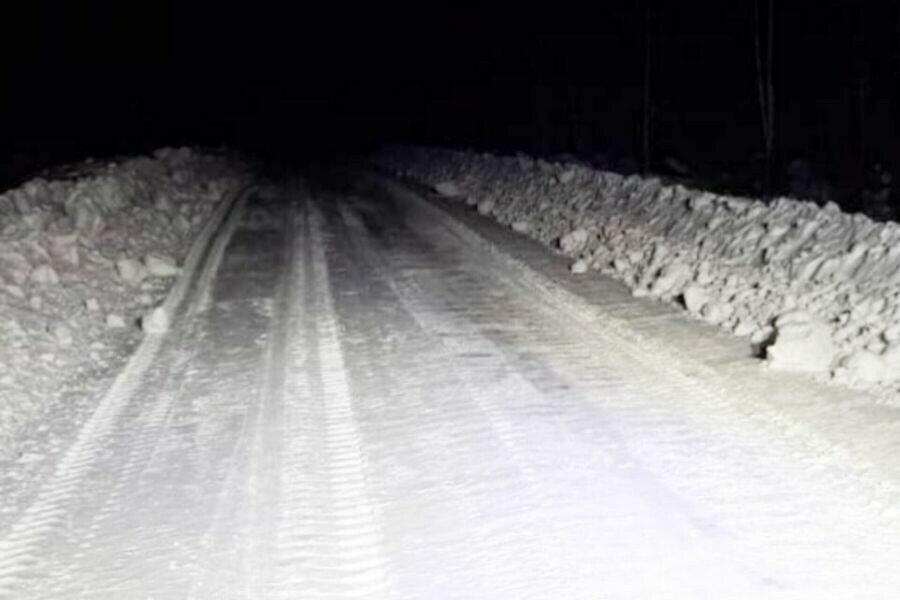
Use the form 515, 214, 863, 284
681, 283, 710, 314
766, 310, 836, 372
0, 147, 249, 459
105, 314, 127, 329
434, 180, 464, 198
569, 258, 589, 274
476, 198, 496, 215
140, 306, 170, 334
380, 146, 900, 390
28, 264, 59, 285
143, 254, 180, 278
48, 323, 74, 348
115, 257, 147, 285
511, 220, 530, 233
559, 227, 589, 254
5, 176, 900, 597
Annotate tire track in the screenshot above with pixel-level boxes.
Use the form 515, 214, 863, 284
0, 189, 251, 598
334, 198, 762, 598
381, 175, 900, 520
372, 177, 900, 596
269, 196, 390, 598
188, 201, 296, 599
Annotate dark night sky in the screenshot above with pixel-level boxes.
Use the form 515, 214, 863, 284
3, 2, 900, 199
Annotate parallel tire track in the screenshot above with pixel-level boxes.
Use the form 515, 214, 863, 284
334, 198, 764, 597
0, 187, 251, 597
373, 176, 900, 595
189, 203, 296, 599
378, 175, 900, 524
271, 196, 390, 598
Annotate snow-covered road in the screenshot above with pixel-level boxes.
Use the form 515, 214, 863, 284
3, 174, 900, 599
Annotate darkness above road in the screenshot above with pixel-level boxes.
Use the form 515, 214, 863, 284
3, 2, 900, 207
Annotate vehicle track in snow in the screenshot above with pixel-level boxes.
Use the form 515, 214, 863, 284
2, 174, 900, 598
328, 192, 770, 598
265, 197, 390, 598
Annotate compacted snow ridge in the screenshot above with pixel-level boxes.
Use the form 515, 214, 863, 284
377, 146, 900, 395
0, 147, 250, 466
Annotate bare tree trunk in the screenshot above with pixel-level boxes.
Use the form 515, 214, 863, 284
753, 0, 766, 184
892, 5, 900, 215
568, 85, 581, 154
766, 0, 774, 164
858, 70, 867, 188
816, 103, 827, 166
857, 7, 868, 189
754, 0, 775, 193
641, 2, 655, 174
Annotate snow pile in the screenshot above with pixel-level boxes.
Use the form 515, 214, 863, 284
0, 148, 249, 458
378, 146, 900, 388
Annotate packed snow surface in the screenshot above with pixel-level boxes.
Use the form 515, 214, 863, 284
0, 148, 248, 459
4, 179, 900, 598
379, 146, 900, 391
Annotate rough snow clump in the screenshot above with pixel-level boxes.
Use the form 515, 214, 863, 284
0, 147, 249, 459
379, 146, 900, 391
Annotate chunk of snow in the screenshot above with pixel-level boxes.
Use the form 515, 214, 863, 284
21, 213, 47, 231
883, 325, 900, 343
681, 284, 709, 314
12, 193, 32, 215
557, 169, 576, 184
144, 254, 180, 278
648, 262, 692, 299
882, 343, 900, 369
2, 319, 26, 339
141, 306, 170, 334
836, 349, 889, 383
29, 265, 59, 285
732, 318, 756, 337
105, 314, 127, 329
476, 199, 495, 215
47, 234, 79, 267
766, 311, 836, 373
116, 258, 147, 285
154, 194, 174, 212
559, 228, 590, 255
570, 259, 589, 274
174, 214, 191, 234
4, 285, 25, 299
65, 195, 105, 237
0, 252, 31, 285
434, 181, 464, 198
49, 323, 74, 348
701, 301, 735, 326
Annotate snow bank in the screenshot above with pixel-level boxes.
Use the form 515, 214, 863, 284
377, 146, 900, 389
0, 148, 249, 459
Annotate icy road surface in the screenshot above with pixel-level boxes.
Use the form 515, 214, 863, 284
3, 174, 900, 599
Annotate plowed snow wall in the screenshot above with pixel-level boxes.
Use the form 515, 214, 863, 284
378, 146, 900, 384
